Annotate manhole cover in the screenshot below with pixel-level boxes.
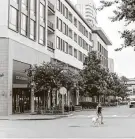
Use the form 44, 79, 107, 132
69, 125, 80, 127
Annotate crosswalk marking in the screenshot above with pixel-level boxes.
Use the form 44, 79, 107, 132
68, 114, 130, 118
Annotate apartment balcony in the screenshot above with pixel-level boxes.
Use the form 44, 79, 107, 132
48, 20, 55, 34
48, 1, 55, 15
47, 40, 54, 52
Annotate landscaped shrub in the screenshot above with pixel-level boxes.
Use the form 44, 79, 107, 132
79, 102, 98, 109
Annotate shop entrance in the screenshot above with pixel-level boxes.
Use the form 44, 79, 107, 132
12, 88, 31, 114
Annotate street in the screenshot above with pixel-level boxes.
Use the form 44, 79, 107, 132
1, 105, 135, 138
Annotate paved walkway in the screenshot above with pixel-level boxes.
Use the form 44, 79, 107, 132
0, 113, 73, 120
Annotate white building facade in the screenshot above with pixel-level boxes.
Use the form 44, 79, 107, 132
0, 0, 112, 115
92, 27, 112, 69
0, 0, 52, 115
126, 79, 135, 96
108, 58, 114, 73
75, 0, 97, 27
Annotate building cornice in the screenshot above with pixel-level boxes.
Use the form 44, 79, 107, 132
93, 27, 112, 45
65, 0, 112, 46
65, 0, 93, 31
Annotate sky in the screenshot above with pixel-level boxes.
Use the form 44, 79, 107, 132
71, 0, 135, 78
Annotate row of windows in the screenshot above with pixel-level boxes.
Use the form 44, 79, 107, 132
9, 0, 46, 45
56, 36, 86, 62
57, 0, 92, 42
57, 17, 92, 52
98, 42, 108, 58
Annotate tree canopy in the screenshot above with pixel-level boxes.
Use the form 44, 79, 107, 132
99, 0, 135, 51
81, 51, 128, 101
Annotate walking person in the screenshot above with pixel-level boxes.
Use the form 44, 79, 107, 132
96, 102, 104, 124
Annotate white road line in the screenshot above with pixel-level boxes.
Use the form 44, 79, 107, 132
68, 115, 129, 118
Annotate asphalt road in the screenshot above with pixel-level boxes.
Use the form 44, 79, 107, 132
1, 105, 135, 138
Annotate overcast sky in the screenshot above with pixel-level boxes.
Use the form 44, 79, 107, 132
72, 0, 135, 78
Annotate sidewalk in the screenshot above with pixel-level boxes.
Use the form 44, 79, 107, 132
0, 113, 73, 120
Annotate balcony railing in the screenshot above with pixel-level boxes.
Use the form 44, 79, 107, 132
48, 20, 54, 30
48, 1, 55, 12
47, 40, 54, 49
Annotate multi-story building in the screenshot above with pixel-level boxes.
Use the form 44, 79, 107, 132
126, 78, 135, 96
75, 0, 97, 27
51, 0, 93, 70
92, 27, 112, 69
75, 0, 112, 69
108, 58, 114, 73
0, 0, 52, 116
0, 0, 111, 115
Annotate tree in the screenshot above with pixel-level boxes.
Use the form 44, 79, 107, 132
120, 76, 128, 84
81, 51, 107, 102
26, 62, 66, 109
109, 73, 128, 99
27, 62, 83, 108
99, 0, 135, 51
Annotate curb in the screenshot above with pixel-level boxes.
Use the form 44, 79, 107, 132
0, 114, 72, 121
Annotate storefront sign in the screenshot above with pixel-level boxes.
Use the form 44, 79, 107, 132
13, 72, 29, 84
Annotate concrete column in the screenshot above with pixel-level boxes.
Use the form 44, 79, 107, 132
76, 90, 79, 105
57, 91, 59, 105
48, 94, 51, 109
67, 91, 70, 106
31, 88, 34, 113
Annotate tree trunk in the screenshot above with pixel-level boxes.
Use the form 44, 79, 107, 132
97, 94, 100, 103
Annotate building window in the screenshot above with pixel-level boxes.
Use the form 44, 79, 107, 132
80, 37, 82, 47
30, 19, 36, 40
74, 49, 77, 58
69, 28, 72, 39
63, 4, 65, 16
65, 42, 68, 53
30, 0, 36, 15
62, 40, 65, 52
89, 32, 92, 41
78, 51, 82, 62
57, 36, 60, 49
9, 6, 18, 31
39, 26, 45, 45
69, 12, 72, 22
74, 17, 77, 27
100, 44, 102, 52
59, 19, 62, 31
85, 43, 88, 51
63, 22, 66, 35
65, 7, 68, 19
69, 45, 72, 55
21, 13, 27, 36
74, 33, 77, 42
83, 40, 85, 49
57, 0, 60, 11
89, 45, 92, 52
85, 30, 88, 38
60, 2, 63, 13
40, 3, 45, 22
98, 42, 100, 51
66, 25, 68, 36
83, 54, 86, 62
22, 0, 28, 10
56, 17, 59, 29
78, 36, 80, 46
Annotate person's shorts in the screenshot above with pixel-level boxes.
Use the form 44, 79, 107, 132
97, 112, 102, 117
